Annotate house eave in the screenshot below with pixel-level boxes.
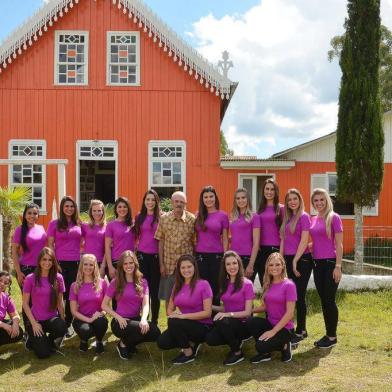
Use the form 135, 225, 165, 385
220, 160, 296, 170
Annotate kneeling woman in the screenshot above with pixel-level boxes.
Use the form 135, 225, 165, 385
102, 251, 160, 360
206, 251, 254, 365
247, 252, 297, 363
157, 255, 213, 365
70, 254, 108, 354
23, 247, 67, 359
0, 271, 24, 348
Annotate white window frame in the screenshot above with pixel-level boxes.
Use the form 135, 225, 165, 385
8, 140, 47, 214
76, 140, 118, 208
106, 31, 140, 86
148, 141, 186, 192
54, 30, 89, 86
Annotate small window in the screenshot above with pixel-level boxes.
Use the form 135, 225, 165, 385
107, 32, 140, 86
55, 31, 89, 85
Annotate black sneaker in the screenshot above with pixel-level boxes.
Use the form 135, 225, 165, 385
79, 340, 88, 352
95, 341, 104, 354
223, 351, 244, 366
281, 342, 292, 362
250, 353, 271, 364
314, 336, 337, 349
24, 336, 33, 351
172, 353, 195, 365
116, 342, 130, 360
53, 336, 65, 350
65, 326, 74, 339
291, 331, 308, 345
192, 343, 202, 357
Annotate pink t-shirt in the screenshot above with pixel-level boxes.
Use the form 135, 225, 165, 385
12, 224, 47, 266
309, 214, 343, 259
259, 205, 284, 246
105, 220, 135, 260
195, 211, 229, 253
283, 212, 311, 256
106, 278, 148, 318
230, 214, 260, 256
47, 220, 81, 261
0, 292, 16, 321
69, 279, 108, 318
23, 273, 65, 321
137, 214, 159, 254
221, 278, 255, 321
172, 279, 213, 325
264, 279, 297, 330
82, 223, 106, 263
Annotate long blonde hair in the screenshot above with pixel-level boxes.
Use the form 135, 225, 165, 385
230, 188, 253, 222
115, 251, 144, 297
311, 188, 334, 239
280, 188, 305, 239
88, 199, 106, 227
262, 252, 287, 294
74, 254, 102, 294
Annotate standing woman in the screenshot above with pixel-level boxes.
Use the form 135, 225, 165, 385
229, 188, 260, 281
206, 251, 255, 365
70, 254, 108, 354
195, 186, 229, 304
280, 189, 313, 344
102, 250, 161, 360
0, 271, 24, 349
134, 190, 161, 325
309, 188, 343, 348
81, 200, 107, 277
157, 255, 213, 365
247, 252, 297, 363
48, 196, 82, 336
256, 179, 284, 285
22, 247, 67, 359
105, 197, 135, 280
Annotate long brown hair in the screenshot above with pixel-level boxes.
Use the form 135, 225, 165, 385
115, 251, 144, 297
20, 203, 40, 252
230, 188, 253, 222
57, 196, 79, 231
172, 254, 200, 299
257, 179, 281, 227
0, 271, 12, 295
134, 189, 161, 237
34, 247, 61, 311
195, 185, 220, 231
218, 251, 245, 296
280, 188, 305, 239
114, 197, 133, 227
262, 252, 287, 294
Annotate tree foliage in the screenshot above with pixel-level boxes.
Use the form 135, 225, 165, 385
329, 24, 392, 113
335, 0, 384, 207
220, 130, 234, 156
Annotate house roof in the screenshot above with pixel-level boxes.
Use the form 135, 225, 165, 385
220, 155, 295, 169
0, 0, 235, 99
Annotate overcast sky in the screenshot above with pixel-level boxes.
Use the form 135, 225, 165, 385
1, 0, 392, 157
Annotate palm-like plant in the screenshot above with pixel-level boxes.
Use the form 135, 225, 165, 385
0, 186, 31, 271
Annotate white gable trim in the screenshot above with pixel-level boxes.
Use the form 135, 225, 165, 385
0, 0, 233, 98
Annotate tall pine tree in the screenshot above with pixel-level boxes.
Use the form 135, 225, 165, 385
336, 0, 384, 273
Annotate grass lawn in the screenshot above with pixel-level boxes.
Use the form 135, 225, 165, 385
1, 288, 391, 392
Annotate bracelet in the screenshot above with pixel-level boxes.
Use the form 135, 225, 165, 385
335, 265, 342, 269
12, 315, 20, 320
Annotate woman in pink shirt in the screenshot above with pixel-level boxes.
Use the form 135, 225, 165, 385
229, 188, 260, 281
47, 196, 82, 335
102, 251, 160, 360
206, 251, 255, 365
256, 179, 284, 286
309, 188, 343, 349
70, 254, 108, 354
157, 254, 213, 365
247, 252, 297, 363
134, 189, 161, 325
195, 185, 229, 304
280, 189, 313, 344
22, 247, 67, 359
81, 200, 106, 277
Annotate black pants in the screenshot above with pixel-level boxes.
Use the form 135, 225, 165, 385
285, 253, 313, 334
313, 259, 339, 337
18, 265, 36, 328
241, 256, 256, 282
58, 260, 79, 326
72, 317, 108, 342
255, 246, 280, 286
247, 317, 291, 354
137, 252, 160, 324
0, 320, 24, 346
206, 317, 251, 352
111, 317, 161, 348
157, 318, 211, 350
196, 252, 223, 305
26, 317, 67, 359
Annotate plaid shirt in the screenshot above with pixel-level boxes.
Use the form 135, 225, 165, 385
154, 210, 195, 275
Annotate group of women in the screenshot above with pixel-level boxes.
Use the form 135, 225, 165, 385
0, 179, 343, 365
